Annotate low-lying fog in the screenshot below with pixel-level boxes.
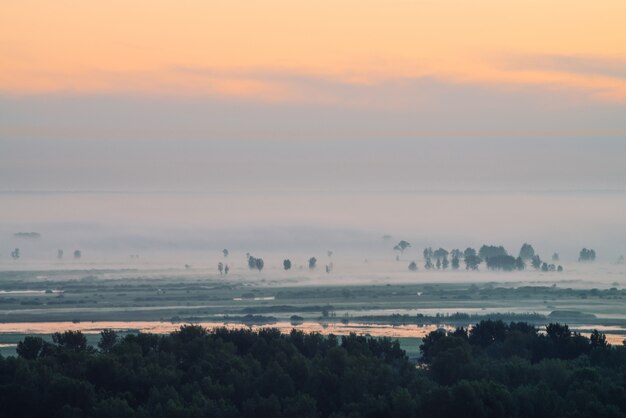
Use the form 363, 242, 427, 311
1, 190, 625, 285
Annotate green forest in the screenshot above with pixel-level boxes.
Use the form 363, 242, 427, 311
1, 321, 625, 418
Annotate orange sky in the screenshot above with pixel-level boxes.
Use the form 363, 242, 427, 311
2, 0, 626, 102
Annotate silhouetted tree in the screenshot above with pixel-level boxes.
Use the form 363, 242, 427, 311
464, 254, 482, 270
479, 245, 508, 260
552, 252, 559, 261
308, 257, 317, 270
98, 329, 118, 353
579, 248, 596, 262
74, 250, 82, 259
531, 255, 542, 269
16, 336, 44, 359
10, 248, 20, 259
222, 249, 229, 258
255, 258, 264, 271
408, 261, 418, 271
394, 241, 411, 257
424, 257, 434, 270
442, 256, 449, 270
451, 256, 460, 270
464, 247, 477, 258
218, 262, 224, 275
519, 243, 535, 260
486, 255, 517, 271
433, 248, 449, 261
283, 259, 292, 270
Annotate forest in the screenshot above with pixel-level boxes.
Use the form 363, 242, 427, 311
1, 321, 625, 418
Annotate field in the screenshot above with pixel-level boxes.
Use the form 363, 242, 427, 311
1, 259, 626, 357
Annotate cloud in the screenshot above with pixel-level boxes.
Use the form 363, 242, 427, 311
506, 54, 626, 80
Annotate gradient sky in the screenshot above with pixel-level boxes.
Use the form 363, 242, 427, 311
1, 0, 626, 191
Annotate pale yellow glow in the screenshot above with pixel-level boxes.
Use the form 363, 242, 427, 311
2, 0, 626, 101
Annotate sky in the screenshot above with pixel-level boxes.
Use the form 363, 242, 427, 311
1, 0, 626, 192
1, 1, 626, 261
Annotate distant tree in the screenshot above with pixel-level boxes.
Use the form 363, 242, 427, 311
308, 257, 317, 270
531, 255, 542, 270
74, 250, 82, 259
435, 258, 441, 270
98, 329, 118, 353
283, 259, 292, 270
464, 254, 482, 270
224, 265, 230, 275
247, 255, 264, 271
433, 248, 449, 261
423, 247, 434, 259
248, 256, 257, 269
557, 265, 563, 272
325, 265, 331, 274
463, 247, 477, 258
408, 261, 418, 271
579, 248, 596, 262
394, 241, 411, 257
552, 252, 559, 261
479, 245, 508, 260
519, 243, 535, 260
442, 256, 449, 270
485, 255, 517, 271
11, 248, 20, 259
451, 256, 460, 270
222, 249, 229, 258
424, 258, 434, 270
515, 256, 525, 271
541, 262, 549, 272
57, 249, 63, 259
450, 249, 463, 259
255, 258, 264, 271
218, 262, 224, 275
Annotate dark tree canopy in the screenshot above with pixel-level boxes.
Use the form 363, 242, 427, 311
283, 259, 292, 270
4, 322, 626, 418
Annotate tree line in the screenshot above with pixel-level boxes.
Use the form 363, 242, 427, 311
396, 242, 585, 273
1, 320, 625, 417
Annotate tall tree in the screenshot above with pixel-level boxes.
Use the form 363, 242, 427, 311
519, 243, 535, 260
394, 241, 411, 258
